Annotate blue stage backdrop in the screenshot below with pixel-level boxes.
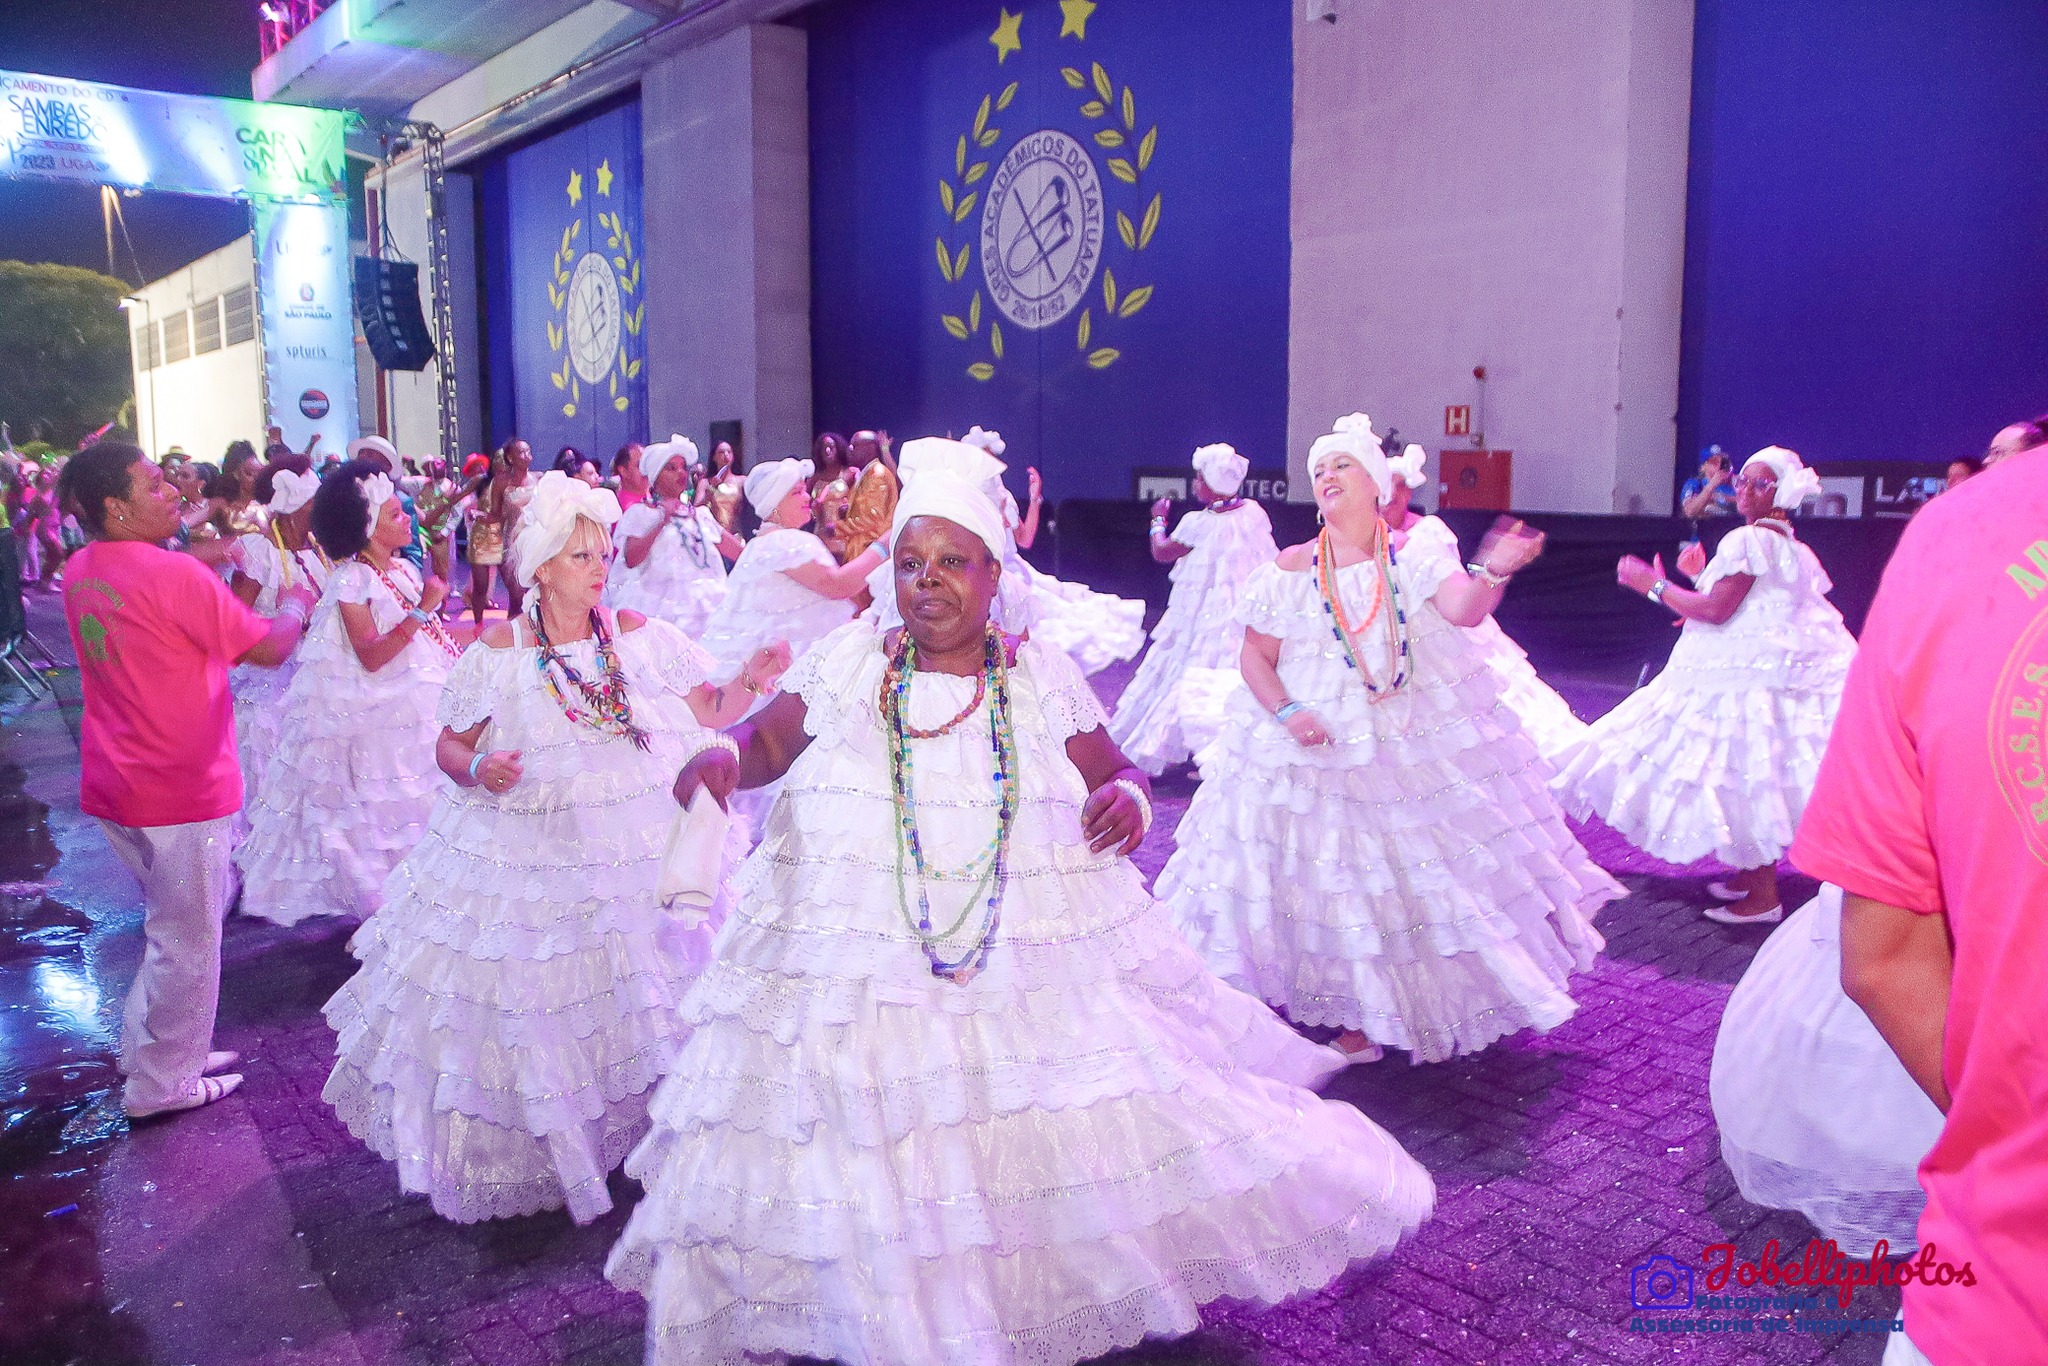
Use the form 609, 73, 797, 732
1678, 0, 2048, 473
479, 98, 648, 460
805, 0, 1292, 501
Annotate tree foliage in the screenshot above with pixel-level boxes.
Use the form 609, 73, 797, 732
0, 261, 133, 447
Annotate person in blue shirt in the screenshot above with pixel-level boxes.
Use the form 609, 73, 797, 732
1680, 445, 1737, 518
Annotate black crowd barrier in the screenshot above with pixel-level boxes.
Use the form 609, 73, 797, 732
1039, 500, 1905, 686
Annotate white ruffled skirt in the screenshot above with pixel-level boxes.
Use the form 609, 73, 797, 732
230, 659, 295, 813
1710, 887, 1940, 1256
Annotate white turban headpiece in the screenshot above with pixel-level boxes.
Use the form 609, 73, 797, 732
1190, 442, 1249, 497
640, 433, 699, 487
1741, 445, 1822, 510
898, 436, 1006, 491
1307, 412, 1393, 504
961, 425, 1007, 459
267, 467, 319, 515
347, 435, 398, 466
512, 470, 622, 587
1387, 443, 1428, 490
889, 470, 1007, 563
358, 471, 395, 538
744, 458, 814, 519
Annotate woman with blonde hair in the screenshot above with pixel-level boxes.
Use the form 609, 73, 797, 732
323, 471, 785, 1224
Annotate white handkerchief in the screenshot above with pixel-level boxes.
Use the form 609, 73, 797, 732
657, 786, 729, 929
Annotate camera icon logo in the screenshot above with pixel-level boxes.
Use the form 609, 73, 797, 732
1631, 1254, 1694, 1310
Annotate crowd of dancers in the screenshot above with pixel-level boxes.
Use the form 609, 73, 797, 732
47, 411, 2048, 1366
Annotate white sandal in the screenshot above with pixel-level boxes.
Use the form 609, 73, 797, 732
1703, 903, 1782, 926
1706, 880, 1747, 902
127, 1072, 243, 1120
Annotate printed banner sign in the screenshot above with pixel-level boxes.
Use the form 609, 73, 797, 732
479, 99, 648, 459
0, 68, 346, 202
253, 198, 359, 452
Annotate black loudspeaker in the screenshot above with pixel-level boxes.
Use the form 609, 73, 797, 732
354, 257, 436, 372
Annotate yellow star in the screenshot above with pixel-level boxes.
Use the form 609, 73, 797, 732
989, 8, 1023, 63
566, 169, 582, 206
1058, 0, 1095, 40
595, 159, 614, 197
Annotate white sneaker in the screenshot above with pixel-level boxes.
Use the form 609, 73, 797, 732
1703, 903, 1782, 926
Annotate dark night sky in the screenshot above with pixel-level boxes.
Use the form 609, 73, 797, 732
0, 0, 262, 283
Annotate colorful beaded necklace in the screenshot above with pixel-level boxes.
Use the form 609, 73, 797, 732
881, 625, 1019, 985
665, 501, 713, 568
1314, 521, 1410, 700
528, 605, 651, 751
362, 557, 462, 658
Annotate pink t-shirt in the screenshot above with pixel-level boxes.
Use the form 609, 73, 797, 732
1792, 454, 2048, 1362
64, 540, 271, 828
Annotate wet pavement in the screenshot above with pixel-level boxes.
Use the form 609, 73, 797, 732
0, 595, 1893, 1366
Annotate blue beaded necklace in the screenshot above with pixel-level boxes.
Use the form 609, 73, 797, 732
882, 626, 1019, 985
1313, 523, 1411, 700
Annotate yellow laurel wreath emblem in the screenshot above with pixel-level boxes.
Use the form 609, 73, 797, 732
546, 206, 646, 418
935, 25, 1162, 380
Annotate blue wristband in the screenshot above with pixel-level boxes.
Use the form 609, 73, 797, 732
467, 752, 486, 782
1275, 701, 1306, 723
407, 607, 431, 625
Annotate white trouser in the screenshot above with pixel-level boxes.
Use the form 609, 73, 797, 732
1882, 1329, 1936, 1366
99, 815, 239, 1113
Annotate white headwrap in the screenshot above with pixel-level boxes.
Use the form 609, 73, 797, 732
640, 433, 698, 487
1741, 445, 1822, 510
898, 436, 1005, 489
358, 470, 395, 538
1190, 442, 1249, 497
744, 458, 814, 519
961, 425, 1007, 459
1387, 443, 1428, 490
888, 470, 1007, 563
1307, 412, 1393, 504
347, 435, 398, 466
512, 470, 623, 588
267, 467, 319, 515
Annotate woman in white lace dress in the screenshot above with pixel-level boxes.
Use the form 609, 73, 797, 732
237, 462, 467, 925
1108, 442, 1278, 774
1381, 445, 1587, 766
694, 457, 884, 684
605, 474, 1433, 1366
1554, 446, 1857, 922
322, 472, 785, 1225
227, 460, 329, 809
605, 435, 740, 637
1709, 885, 1941, 1256
1158, 414, 1621, 1064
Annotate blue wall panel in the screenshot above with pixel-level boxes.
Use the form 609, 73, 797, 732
805, 0, 1292, 500
1678, 0, 2048, 473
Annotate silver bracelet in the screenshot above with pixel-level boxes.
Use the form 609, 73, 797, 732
1466, 561, 1510, 589
1648, 579, 1669, 604
678, 733, 741, 773
1110, 777, 1153, 836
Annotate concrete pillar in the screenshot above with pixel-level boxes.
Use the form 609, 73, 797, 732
641, 22, 811, 468
1289, 0, 1693, 513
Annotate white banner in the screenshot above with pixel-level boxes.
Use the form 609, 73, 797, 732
252, 199, 358, 454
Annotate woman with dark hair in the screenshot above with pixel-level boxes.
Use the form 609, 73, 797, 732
606, 476, 1433, 1365
611, 442, 648, 509
701, 440, 743, 536
211, 442, 267, 538
227, 454, 328, 807
57, 443, 316, 1117
1946, 454, 1985, 490
238, 460, 467, 925
466, 438, 537, 626
323, 472, 785, 1225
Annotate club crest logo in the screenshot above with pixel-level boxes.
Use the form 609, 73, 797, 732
1990, 600, 2048, 864
935, 1, 1163, 380
547, 159, 643, 418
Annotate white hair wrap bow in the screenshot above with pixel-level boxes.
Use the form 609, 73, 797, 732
640, 434, 699, 487
1191, 442, 1249, 497
1307, 412, 1393, 504
359, 471, 395, 539
513, 470, 623, 588
1387, 443, 1428, 490
961, 426, 1006, 458
268, 468, 319, 515
1742, 446, 1822, 510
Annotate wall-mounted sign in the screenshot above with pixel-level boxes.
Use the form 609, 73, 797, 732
0, 68, 345, 202
254, 199, 358, 452
1445, 404, 1472, 437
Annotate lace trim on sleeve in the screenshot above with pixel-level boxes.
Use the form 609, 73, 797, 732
328, 560, 375, 605
1169, 511, 1206, 548
436, 640, 504, 730
1696, 524, 1792, 591
786, 619, 884, 749
1234, 561, 1297, 636
630, 617, 715, 696
1024, 639, 1109, 742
